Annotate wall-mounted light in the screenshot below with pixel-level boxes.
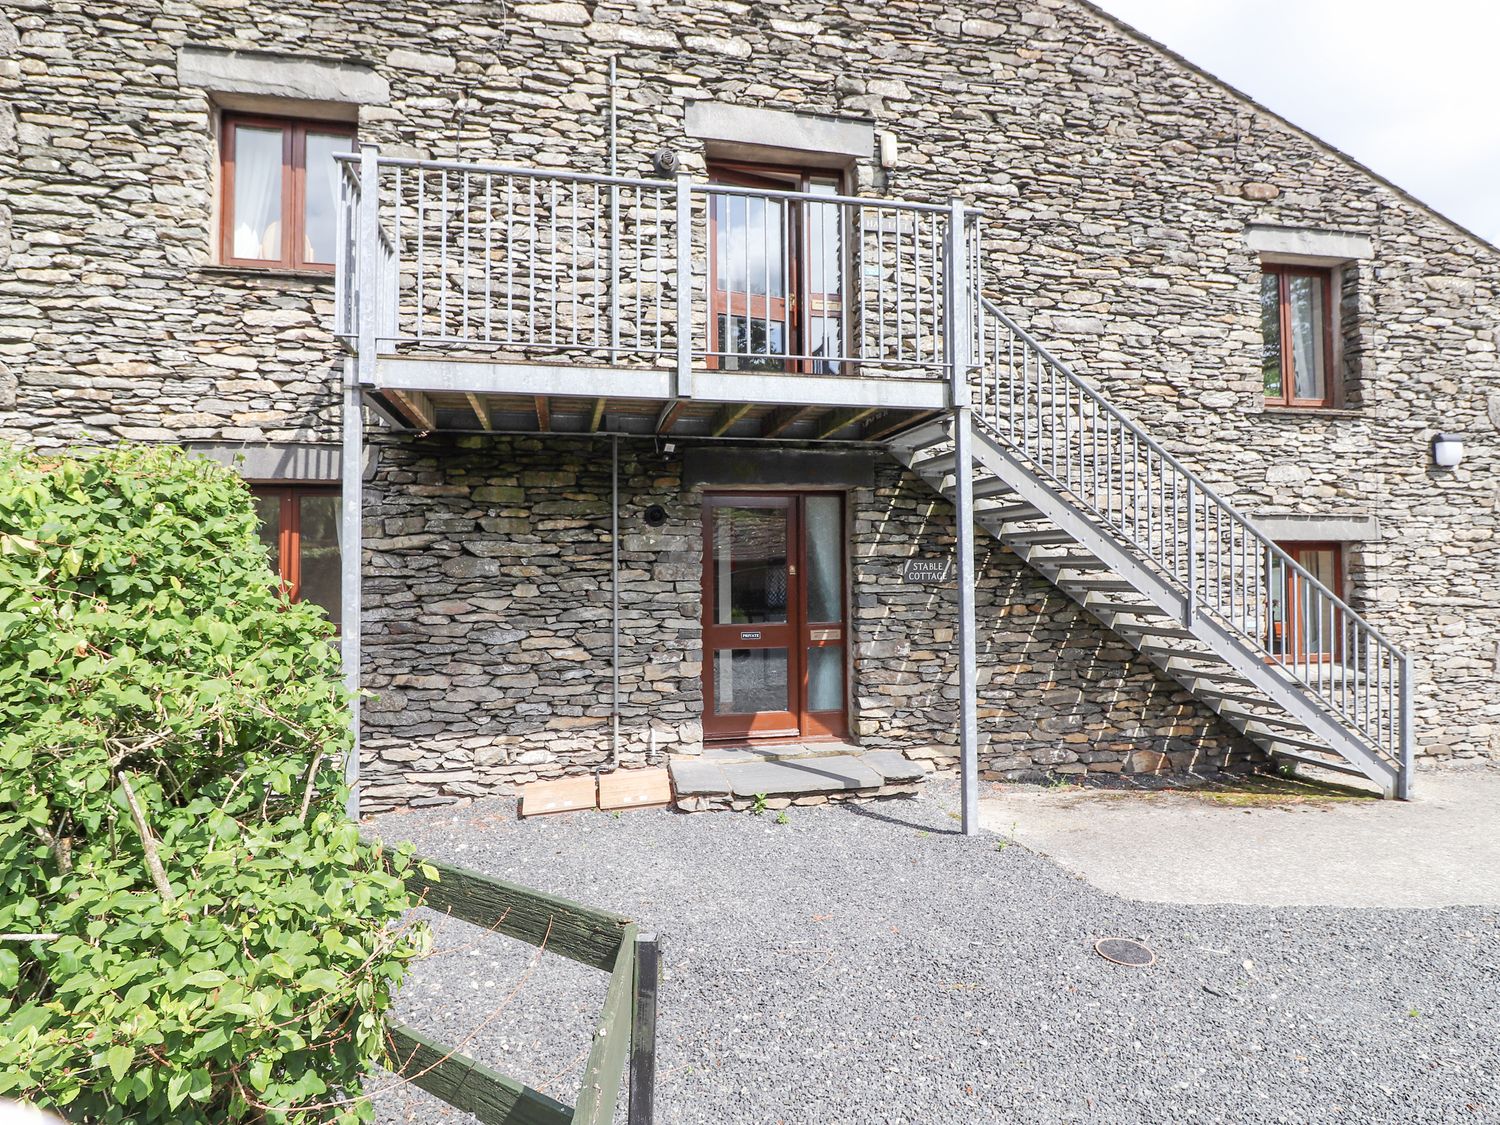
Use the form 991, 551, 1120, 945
1432, 433, 1465, 469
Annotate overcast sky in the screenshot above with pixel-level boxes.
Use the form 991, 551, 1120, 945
1096, 0, 1500, 246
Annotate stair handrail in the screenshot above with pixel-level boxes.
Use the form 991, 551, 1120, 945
974, 294, 1413, 781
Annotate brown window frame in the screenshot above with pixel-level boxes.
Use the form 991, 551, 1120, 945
1270, 540, 1345, 664
253, 484, 341, 626
1262, 264, 1336, 407
219, 113, 355, 272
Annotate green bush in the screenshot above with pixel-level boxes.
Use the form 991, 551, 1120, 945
0, 444, 427, 1123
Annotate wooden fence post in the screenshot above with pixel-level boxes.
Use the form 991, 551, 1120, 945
628, 933, 659, 1125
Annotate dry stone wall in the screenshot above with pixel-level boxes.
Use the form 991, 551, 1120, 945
2, 0, 1496, 777
359, 435, 1258, 811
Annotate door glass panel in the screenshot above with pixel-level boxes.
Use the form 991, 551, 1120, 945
712, 191, 787, 369
712, 506, 788, 625
714, 648, 788, 714
298, 494, 343, 627
1288, 274, 1326, 400
805, 494, 842, 623
1260, 273, 1283, 399
231, 124, 284, 260
303, 131, 354, 264
805, 181, 843, 374
1298, 548, 1338, 659
254, 492, 282, 575
807, 646, 843, 713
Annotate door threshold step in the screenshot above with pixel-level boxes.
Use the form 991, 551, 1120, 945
699, 741, 861, 763
668, 751, 925, 810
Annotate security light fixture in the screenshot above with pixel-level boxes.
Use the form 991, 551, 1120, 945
1432, 433, 1464, 469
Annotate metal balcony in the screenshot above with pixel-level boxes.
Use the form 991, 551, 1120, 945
334, 146, 978, 439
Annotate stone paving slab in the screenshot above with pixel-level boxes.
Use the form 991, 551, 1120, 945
723, 754, 883, 797
862, 750, 928, 784
667, 759, 732, 796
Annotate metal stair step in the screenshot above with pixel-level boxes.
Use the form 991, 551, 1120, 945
1030, 554, 1111, 572
1085, 600, 1168, 617
1002, 528, 1076, 546
975, 501, 1043, 524
1262, 748, 1375, 780
973, 480, 1016, 500
1194, 686, 1282, 708
886, 420, 950, 457
1253, 730, 1338, 754
1215, 704, 1306, 730
1170, 665, 1252, 684
1110, 621, 1197, 640
1057, 577, 1137, 593
911, 450, 957, 476
1135, 640, 1227, 663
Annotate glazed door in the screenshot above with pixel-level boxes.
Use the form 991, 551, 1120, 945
707, 164, 846, 373
702, 494, 847, 742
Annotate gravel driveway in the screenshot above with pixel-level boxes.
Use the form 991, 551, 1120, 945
368, 783, 1500, 1124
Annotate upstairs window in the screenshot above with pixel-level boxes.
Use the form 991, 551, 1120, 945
253, 486, 342, 628
1261, 265, 1334, 406
220, 115, 355, 270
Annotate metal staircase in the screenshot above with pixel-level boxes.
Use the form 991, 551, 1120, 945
889, 296, 1414, 798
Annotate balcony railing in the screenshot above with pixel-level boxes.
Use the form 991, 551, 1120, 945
335, 150, 976, 385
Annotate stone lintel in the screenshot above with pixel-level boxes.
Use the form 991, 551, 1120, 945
1252, 513, 1381, 543
184, 440, 378, 483
177, 46, 389, 116
1245, 224, 1373, 264
684, 100, 874, 167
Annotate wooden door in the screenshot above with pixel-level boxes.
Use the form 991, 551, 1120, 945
702, 493, 847, 742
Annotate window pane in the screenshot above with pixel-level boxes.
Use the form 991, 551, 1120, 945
297, 494, 342, 627
303, 131, 355, 264
1260, 273, 1283, 399
253, 492, 282, 577
805, 495, 842, 623
232, 125, 284, 260
713, 648, 788, 714
807, 646, 843, 712
1288, 274, 1327, 401
711, 505, 789, 624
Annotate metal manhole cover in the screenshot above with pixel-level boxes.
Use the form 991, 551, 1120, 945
1095, 937, 1156, 967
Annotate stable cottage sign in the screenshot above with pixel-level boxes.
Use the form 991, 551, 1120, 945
903, 558, 952, 584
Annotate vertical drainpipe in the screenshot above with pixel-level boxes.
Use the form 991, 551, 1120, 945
948, 198, 980, 837
342, 143, 380, 820
611, 435, 621, 770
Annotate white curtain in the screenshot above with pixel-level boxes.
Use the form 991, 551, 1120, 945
232, 125, 282, 260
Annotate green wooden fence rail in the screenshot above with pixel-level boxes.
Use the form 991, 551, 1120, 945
382, 853, 658, 1125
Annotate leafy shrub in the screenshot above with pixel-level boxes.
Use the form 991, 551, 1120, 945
0, 444, 427, 1123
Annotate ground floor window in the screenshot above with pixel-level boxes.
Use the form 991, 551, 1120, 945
1268, 541, 1345, 663
252, 486, 342, 627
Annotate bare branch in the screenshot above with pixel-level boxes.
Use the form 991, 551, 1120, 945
298, 749, 326, 824
116, 770, 176, 906
0, 933, 62, 942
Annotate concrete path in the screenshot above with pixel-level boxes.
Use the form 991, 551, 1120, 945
978, 768, 1500, 908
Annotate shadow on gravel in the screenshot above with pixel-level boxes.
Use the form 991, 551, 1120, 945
840, 794, 964, 835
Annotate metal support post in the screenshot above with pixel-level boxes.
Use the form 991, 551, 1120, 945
674, 171, 693, 399
1184, 478, 1197, 627
341, 143, 379, 821
947, 199, 980, 836
1397, 655, 1414, 800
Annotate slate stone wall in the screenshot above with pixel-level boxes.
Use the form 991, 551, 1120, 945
2, 0, 1497, 780
360, 435, 1255, 810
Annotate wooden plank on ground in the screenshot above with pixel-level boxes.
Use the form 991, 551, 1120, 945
385, 1020, 573, 1125
403, 855, 630, 970
598, 768, 672, 812
571, 922, 639, 1125
520, 775, 597, 818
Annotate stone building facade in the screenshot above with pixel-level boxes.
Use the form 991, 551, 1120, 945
2, 0, 1496, 809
